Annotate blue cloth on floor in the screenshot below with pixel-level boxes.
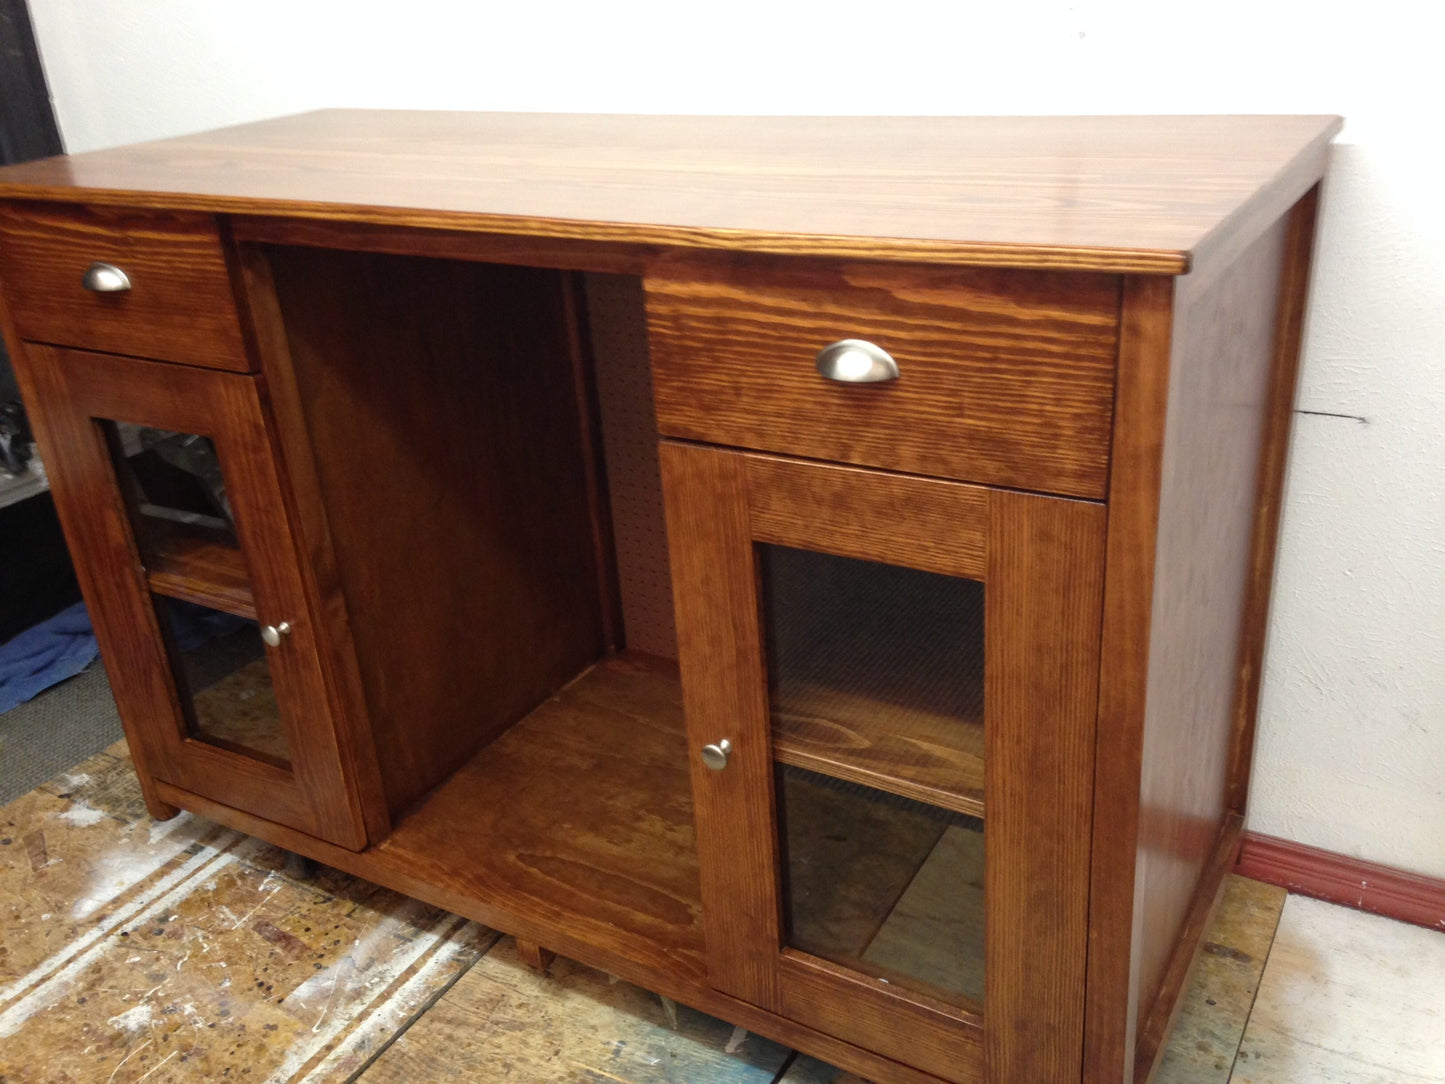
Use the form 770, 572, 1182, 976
0, 600, 100, 713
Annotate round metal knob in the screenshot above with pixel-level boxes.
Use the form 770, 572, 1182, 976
260, 621, 292, 648
81, 262, 132, 293
700, 739, 732, 771
815, 339, 899, 383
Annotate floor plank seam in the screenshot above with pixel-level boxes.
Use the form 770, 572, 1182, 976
333, 926, 503, 1084
1223, 899, 1288, 1083
768, 1051, 802, 1084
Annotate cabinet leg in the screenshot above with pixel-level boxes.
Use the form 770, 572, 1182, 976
515, 938, 555, 972
283, 851, 318, 881
140, 792, 181, 821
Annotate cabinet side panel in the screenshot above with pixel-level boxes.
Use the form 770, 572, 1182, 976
1130, 214, 1291, 1078
264, 248, 608, 818
1226, 186, 1321, 810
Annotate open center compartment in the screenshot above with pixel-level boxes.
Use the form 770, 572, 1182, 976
246, 243, 989, 1001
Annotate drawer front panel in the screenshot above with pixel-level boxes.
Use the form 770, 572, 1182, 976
0, 202, 252, 371
646, 260, 1120, 497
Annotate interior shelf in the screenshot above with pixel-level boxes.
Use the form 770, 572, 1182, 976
142, 529, 257, 619
371, 651, 707, 980
773, 684, 985, 818
762, 544, 986, 818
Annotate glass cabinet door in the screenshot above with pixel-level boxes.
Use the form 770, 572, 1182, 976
25, 346, 368, 849
662, 443, 1106, 1083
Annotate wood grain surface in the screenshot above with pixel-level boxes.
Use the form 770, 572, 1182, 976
662, 442, 1105, 1082
984, 489, 1106, 1083
1226, 187, 1321, 813
260, 246, 608, 820
744, 453, 988, 580
141, 530, 256, 619
1084, 198, 1303, 1084
1083, 272, 1175, 1084
16, 346, 368, 848
659, 441, 784, 1013
648, 258, 1119, 497
778, 953, 983, 1083
1133, 814, 1244, 1083
771, 684, 985, 819
0, 201, 251, 370
1128, 215, 1290, 1084
0, 111, 1339, 274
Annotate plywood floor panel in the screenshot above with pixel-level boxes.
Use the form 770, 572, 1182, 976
0, 743, 493, 1083
357, 937, 791, 1084
1231, 895, 1445, 1083
4, 737, 1439, 1082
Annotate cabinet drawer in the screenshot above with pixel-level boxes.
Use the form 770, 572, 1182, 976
0, 202, 252, 371
646, 259, 1120, 497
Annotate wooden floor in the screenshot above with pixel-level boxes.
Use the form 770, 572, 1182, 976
2, 741, 1442, 1083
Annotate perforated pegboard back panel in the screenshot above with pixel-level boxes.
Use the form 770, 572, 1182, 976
585, 273, 678, 660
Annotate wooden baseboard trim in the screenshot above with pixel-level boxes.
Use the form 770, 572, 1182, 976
1237, 831, 1445, 932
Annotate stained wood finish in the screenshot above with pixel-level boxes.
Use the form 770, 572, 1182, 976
1129, 217, 1291, 1080
648, 258, 1119, 497
0, 298, 174, 822
659, 442, 782, 1012
0, 201, 251, 370
258, 246, 608, 819
0, 114, 1341, 1084
142, 531, 256, 619
229, 244, 393, 845
1133, 814, 1244, 1083
662, 443, 1106, 1082
745, 456, 987, 580
772, 685, 985, 820
151, 659, 952, 1084
0, 112, 1338, 274
335, 653, 703, 982
778, 953, 982, 1083
1236, 832, 1445, 933
15, 346, 367, 847
1084, 273, 1175, 1084
514, 938, 555, 972
1086, 201, 1304, 1084
984, 489, 1106, 1083
1226, 186, 1321, 813
232, 214, 654, 276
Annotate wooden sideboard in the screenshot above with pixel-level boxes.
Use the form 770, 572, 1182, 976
0, 112, 1340, 1083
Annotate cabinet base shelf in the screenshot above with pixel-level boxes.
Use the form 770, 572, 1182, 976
151, 648, 953, 1083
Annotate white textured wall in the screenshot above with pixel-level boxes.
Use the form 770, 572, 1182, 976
27, 0, 1445, 877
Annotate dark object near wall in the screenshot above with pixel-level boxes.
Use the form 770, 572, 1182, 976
0, 492, 81, 643
1, 0, 63, 403
0, 0, 73, 642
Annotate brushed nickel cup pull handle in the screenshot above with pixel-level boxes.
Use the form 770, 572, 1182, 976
814, 339, 899, 383
260, 621, 292, 648
700, 739, 732, 771
82, 262, 132, 293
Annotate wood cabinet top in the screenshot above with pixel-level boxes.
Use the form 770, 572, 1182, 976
0, 111, 1340, 274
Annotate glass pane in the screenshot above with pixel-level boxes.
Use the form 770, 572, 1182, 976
154, 596, 290, 766
760, 545, 985, 811
779, 766, 984, 1008
114, 424, 236, 543
96, 419, 290, 766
